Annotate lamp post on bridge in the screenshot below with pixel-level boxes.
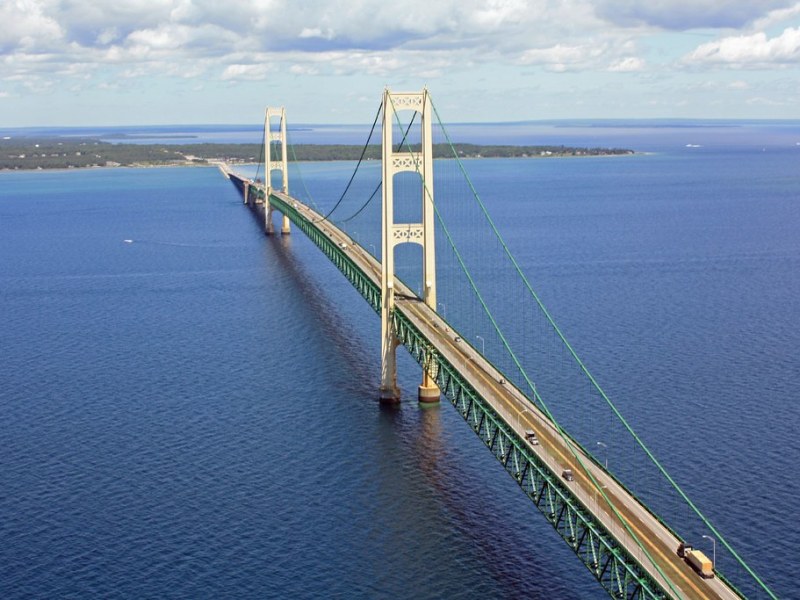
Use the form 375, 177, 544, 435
369, 243, 376, 257
438, 302, 446, 318
702, 534, 716, 567
596, 441, 608, 470
476, 335, 485, 356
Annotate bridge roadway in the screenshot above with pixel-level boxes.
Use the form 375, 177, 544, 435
237, 175, 738, 600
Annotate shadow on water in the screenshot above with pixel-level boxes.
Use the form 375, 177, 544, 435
240, 200, 585, 597
263, 230, 377, 398
411, 404, 581, 598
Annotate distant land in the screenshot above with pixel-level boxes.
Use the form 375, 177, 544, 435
0, 137, 634, 171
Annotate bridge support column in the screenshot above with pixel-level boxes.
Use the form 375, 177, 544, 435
265, 106, 291, 235
418, 371, 440, 404
381, 88, 440, 404
380, 331, 401, 404
265, 194, 275, 235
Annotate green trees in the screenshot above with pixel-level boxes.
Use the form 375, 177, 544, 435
0, 137, 632, 171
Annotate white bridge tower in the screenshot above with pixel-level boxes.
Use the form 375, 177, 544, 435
380, 88, 440, 404
264, 107, 290, 235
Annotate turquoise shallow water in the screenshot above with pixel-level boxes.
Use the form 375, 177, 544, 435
1, 135, 798, 598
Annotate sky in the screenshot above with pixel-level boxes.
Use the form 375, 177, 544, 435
2, 0, 800, 126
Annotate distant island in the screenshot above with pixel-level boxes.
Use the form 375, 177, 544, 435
0, 137, 634, 171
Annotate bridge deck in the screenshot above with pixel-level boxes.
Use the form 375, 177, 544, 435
230, 172, 739, 600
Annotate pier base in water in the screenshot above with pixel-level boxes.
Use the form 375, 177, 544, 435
418, 369, 440, 404
418, 383, 440, 404
379, 385, 401, 405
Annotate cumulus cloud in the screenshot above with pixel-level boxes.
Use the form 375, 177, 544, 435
685, 27, 800, 66
0, 0, 600, 57
519, 43, 607, 71
0, 0, 62, 52
222, 63, 273, 80
752, 3, 800, 31
0, 0, 619, 86
299, 28, 334, 40
3, 0, 799, 98
609, 57, 646, 72
593, 0, 797, 30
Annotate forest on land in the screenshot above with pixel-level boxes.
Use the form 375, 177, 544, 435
1, 137, 633, 170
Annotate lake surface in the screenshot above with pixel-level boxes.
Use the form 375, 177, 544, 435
1, 126, 798, 598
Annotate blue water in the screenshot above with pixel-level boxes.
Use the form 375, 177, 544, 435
1, 130, 799, 598
4, 119, 800, 153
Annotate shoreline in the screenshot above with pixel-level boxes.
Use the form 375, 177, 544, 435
0, 152, 639, 174
1, 138, 635, 172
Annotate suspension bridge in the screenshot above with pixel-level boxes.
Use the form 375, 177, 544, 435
219, 90, 776, 600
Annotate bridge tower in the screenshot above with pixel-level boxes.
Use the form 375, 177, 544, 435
264, 107, 290, 235
380, 88, 440, 404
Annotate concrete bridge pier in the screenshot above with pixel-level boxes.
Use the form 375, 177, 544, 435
418, 370, 440, 404
265, 201, 275, 235
379, 334, 401, 404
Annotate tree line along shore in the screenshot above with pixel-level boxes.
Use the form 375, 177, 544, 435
0, 138, 634, 170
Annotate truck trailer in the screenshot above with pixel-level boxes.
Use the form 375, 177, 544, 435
678, 544, 714, 579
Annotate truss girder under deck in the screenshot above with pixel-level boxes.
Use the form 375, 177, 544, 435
235, 182, 670, 600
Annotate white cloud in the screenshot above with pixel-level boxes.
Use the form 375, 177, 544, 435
519, 43, 607, 71
0, 0, 63, 52
751, 2, 800, 31
299, 28, 334, 40
289, 64, 319, 75
2, 0, 799, 124
96, 27, 120, 45
685, 27, 800, 66
746, 95, 788, 106
593, 1, 796, 30
221, 63, 273, 81
609, 57, 646, 72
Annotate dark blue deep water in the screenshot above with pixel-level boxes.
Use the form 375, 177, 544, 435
1, 127, 799, 598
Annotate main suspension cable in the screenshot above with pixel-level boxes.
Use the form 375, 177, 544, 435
335, 110, 419, 225
312, 101, 383, 224
426, 95, 777, 599
254, 115, 266, 184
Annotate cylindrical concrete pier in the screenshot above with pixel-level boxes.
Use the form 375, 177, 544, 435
418, 371, 440, 404
379, 386, 401, 405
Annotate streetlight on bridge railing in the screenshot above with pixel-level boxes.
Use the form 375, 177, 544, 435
702, 534, 716, 568
438, 302, 446, 319
596, 441, 608, 470
476, 335, 485, 356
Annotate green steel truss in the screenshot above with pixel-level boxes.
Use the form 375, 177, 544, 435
233, 179, 673, 600
392, 310, 668, 600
